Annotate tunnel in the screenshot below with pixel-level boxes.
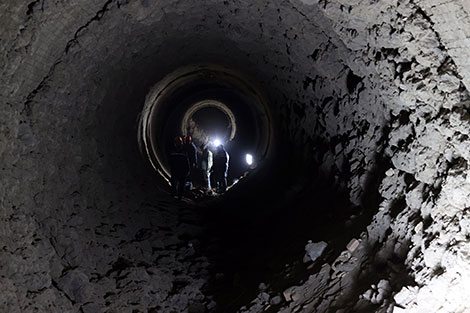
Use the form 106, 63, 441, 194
2, 0, 470, 312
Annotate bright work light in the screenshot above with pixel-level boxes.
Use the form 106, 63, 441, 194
245, 154, 253, 165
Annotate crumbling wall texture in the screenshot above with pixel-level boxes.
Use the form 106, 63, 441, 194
241, 0, 470, 312
2, 0, 470, 312
317, 1, 470, 312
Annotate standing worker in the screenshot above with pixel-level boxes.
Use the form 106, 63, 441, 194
200, 144, 213, 192
169, 136, 190, 199
184, 135, 197, 189
212, 144, 229, 193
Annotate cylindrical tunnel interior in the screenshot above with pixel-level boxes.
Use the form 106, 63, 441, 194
3, 0, 470, 313
139, 64, 273, 188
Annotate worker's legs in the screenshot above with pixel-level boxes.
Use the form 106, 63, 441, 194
205, 171, 211, 190
214, 171, 225, 193
170, 176, 178, 196
177, 176, 187, 198
220, 174, 227, 192
213, 171, 219, 192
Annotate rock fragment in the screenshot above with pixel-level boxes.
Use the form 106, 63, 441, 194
303, 241, 328, 263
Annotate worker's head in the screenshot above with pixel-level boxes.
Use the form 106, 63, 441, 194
174, 136, 183, 148
184, 135, 192, 143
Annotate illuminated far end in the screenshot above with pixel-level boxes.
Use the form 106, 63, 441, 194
213, 138, 222, 147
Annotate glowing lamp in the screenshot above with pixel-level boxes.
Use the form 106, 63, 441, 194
245, 154, 253, 165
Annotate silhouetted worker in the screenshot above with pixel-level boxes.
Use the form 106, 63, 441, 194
184, 136, 197, 168
169, 136, 190, 199
200, 144, 213, 191
212, 144, 229, 193
184, 135, 197, 189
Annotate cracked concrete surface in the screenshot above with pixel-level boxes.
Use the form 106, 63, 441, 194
2, 0, 470, 312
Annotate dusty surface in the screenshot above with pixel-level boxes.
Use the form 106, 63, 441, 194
2, 0, 470, 312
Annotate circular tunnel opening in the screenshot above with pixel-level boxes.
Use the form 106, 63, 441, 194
182, 100, 236, 145
138, 65, 273, 193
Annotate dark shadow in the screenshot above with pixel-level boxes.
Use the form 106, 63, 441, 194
196, 125, 416, 312
195, 137, 361, 312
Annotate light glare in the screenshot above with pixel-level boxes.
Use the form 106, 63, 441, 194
246, 154, 253, 165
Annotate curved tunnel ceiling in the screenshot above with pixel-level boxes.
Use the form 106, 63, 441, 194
181, 100, 237, 144
2, 0, 470, 312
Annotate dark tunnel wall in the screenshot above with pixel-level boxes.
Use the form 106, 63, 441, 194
3, 0, 470, 312
1, 0, 388, 212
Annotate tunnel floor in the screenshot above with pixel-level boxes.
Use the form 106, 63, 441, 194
167, 162, 415, 313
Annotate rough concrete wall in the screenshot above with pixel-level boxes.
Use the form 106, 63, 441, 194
238, 1, 470, 312
318, 1, 470, 312
416, 0, 470, 91
2, 0, 470, 312
0, 1, 362, 312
